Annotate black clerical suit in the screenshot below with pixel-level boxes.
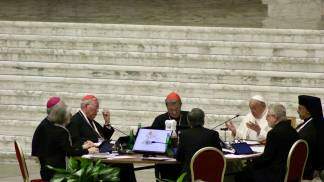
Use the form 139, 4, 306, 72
151, 111, 189, 180
297, 117, 319, 179
176, 127, 222, 180
35, 120, 88, 180
316, 118, 324, 171
236, 121, 300, 182
67, 111, 136, 182
151, 111, 190, 132
67, 111, 114, 148
32, 118, 50, 157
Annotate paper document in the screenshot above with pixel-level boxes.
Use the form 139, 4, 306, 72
243, 140, 260, 145
142, 156, 175, 161
106, 155, 136, 159
82, 153, 111, 159
250, 145, 265, 153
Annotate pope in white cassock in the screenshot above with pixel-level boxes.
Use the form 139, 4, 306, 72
226, 95, 271, 141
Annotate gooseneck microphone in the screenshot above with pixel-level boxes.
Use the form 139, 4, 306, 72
211, 114, 240, 130
110, 125, 129, 136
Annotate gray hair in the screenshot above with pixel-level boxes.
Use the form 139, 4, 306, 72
47, 101, 69, 125
188, 108, 205, 127
46, 107, 53, 115
268, 103, 287, 122
80, 98, 97, 109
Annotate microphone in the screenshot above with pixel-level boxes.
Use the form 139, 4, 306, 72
110, 125, 129, 136
211, 114, 240, 130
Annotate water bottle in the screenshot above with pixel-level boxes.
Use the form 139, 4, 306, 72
137, 122, 142, 131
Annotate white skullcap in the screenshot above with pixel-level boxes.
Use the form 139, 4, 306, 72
250, 95, 266, 103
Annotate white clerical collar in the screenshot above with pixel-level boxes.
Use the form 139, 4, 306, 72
79, 109, 103, 138
79, 110, 91, 125
297, 117, 312, 132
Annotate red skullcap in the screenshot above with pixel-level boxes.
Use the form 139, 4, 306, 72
165, 92, 181, 102
82, 95, 97, 101
47, 96, 61, 108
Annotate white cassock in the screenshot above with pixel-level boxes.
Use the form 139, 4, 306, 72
235, 108, 271, 141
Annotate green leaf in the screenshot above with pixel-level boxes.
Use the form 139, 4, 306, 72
66, 179, 76, 182
176, 172, 187, 182
79, 158, 91, 169
74, 168, 84, 177
50, 174, 67, 182
47, 165, 69, 174
47, 157, 119, 181
67, 157, 79, 172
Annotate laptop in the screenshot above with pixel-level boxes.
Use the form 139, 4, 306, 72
132, 128, 172, 154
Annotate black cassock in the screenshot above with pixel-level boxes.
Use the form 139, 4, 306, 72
176, 126, 222, 180
237, 121, 300, 182
32, 118, 87, 180
150, 111, 189, 180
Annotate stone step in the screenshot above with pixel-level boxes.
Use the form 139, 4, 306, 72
0, 20, 322, 155
0, 135, 32, 154
1, 48, 324, 72
1, 61, 324, 88
1, 76, 324, 102
0, 120, 38, 136
1, 34, 324, 57
1, 21, 324, 44
0, 103, 249, 127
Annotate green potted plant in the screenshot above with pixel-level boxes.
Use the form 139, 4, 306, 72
47, 157, 120, 182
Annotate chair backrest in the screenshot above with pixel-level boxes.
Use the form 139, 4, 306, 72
284, 139, 308, 182
14, 140, 29, 182
190, 147, 226, 182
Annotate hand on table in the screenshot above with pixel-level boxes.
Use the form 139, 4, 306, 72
82, 140, 95, 149
88, 147, 99, 154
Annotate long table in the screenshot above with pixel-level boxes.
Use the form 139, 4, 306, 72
82, 144, 265, 164
83, 153, 177, 165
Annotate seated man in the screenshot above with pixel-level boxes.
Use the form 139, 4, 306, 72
67, 95, 136, 182
151, 91, 189, 180
32, 96, 60, 159
176, 108, 222, 181
296, 95, 324, 179
235, 104, 299, 182
226, 95, 271, 141
33, 98, 98, 180
151, 91, 190, 133
67, 95, 114, 147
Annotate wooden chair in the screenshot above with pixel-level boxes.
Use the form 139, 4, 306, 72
14, 140, 43, 182
190, 147, 226, 182
284, 139, 308, 182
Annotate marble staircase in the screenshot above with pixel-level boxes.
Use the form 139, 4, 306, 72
0, 21, 324, 158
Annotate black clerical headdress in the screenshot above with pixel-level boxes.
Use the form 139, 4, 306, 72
298, 95, 323, 119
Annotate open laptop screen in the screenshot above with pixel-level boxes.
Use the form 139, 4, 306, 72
132, 128, 172, 154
